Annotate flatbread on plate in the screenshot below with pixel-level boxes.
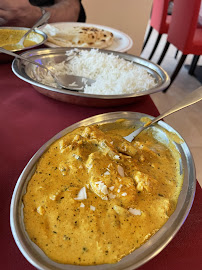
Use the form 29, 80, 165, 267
43, 24, 114, 49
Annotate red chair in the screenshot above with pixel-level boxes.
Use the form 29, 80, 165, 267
157, 0, 202, 91
142, 0, 172, 60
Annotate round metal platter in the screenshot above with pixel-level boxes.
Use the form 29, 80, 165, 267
12, 47, 170, 107
10, 111, 196, 270
0, 27, 47, 62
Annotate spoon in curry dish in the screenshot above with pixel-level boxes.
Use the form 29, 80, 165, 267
3, 11, 50, 51
0, 47, 95, 91
124, 86, 202, 142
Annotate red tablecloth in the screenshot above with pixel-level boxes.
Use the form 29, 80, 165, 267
0, 63, 202, 269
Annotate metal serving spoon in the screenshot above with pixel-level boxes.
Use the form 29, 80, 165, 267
3, 11, 50, 51
124, 86, 202, 142
0, 47, 95, 91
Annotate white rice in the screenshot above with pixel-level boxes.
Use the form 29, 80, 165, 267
32, 49, 157, 95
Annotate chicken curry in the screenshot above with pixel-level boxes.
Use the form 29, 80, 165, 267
23, 120, 183, 265
0, 29, 44, 51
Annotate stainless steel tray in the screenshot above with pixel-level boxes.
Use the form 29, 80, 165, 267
12, 48, 170, 107
10, 111, 195, 270
0, 27, 47, 63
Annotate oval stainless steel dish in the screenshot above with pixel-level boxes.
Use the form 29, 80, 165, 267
11, 47, 170, 107
10, 111, 195, 270
0, 27, 47, 62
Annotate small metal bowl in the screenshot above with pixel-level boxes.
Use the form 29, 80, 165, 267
0, 27, 47, 63
12, 47, 170, 107
10, 111, 196, 270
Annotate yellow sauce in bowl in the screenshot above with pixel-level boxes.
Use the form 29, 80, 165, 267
0, 29, 44, 51
23, 121, 183, 265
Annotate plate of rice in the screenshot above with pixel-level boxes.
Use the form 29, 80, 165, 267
12, 47, 170, 107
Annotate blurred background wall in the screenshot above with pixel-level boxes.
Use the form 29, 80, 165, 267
82, 0, 153, 55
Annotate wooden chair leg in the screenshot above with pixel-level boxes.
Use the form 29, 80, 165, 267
163, 54, 187, 93
157, 41, 170, 65
188, 55, 200, 75
141, 25, 153, 52
148, 33, 162, 60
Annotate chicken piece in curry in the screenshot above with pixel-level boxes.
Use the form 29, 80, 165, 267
23, 120, 183, 265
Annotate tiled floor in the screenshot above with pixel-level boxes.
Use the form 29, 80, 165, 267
141, 29, 202, 187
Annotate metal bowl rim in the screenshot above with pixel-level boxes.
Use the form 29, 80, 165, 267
10, 111, 196, 270
0, 26, 47, 52
12, 47, 170, 100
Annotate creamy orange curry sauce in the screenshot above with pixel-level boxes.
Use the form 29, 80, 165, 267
23, 120, 183, 265
0, 29, 43, 50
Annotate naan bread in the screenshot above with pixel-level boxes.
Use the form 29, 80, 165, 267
43, 24, 114, 49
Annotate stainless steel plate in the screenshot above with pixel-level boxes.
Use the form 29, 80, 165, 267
0, 27, 47, 62
12, 48, 170, 107
10, 111, 195, 270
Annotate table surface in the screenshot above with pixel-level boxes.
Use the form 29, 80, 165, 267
0, 62, 202, 270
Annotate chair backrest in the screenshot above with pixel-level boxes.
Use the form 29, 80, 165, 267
167, 0, 201, 53
150, 0, 171, 33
